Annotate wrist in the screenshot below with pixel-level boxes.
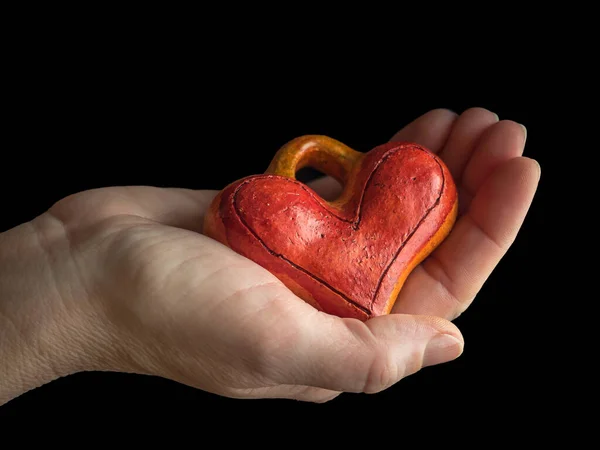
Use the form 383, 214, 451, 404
0, 213, 108, 405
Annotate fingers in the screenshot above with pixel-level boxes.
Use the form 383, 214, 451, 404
266, 312, 463, 394
133, 187, 219, 232
308, 176, 344, 201
89, 186, 219, 232
393, 156, 540, 319
49, 185, 219, 234
389, 108, 458, 152
459, 120, 527, 210
437, 107, 499, 180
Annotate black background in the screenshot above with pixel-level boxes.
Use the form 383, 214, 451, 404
0, 39, 555, 436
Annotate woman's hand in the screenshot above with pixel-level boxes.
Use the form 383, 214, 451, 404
0, 108, 539, 405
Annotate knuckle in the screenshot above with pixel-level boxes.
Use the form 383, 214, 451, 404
362, 348, 400, 394
402, 348, 427, 378
342, 319, 402, 394
248, 336, 284, 382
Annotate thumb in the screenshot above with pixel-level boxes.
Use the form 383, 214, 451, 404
275, 313, 464, 394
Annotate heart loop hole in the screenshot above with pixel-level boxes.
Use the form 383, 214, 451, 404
265, 135, 364, 189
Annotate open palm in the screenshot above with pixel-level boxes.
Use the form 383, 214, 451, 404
48, 108, 539, 403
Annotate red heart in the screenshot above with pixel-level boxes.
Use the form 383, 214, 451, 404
205, 138, 457, 321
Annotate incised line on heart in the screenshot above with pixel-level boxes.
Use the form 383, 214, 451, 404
230, 146, 446, 315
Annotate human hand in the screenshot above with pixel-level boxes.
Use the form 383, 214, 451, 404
312, 108, 539, 320
0, 108, 539, 405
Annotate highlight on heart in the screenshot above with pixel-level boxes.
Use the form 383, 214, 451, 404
204, 135, 458, 320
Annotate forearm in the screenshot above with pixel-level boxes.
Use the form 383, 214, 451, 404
0, 216, 84, 405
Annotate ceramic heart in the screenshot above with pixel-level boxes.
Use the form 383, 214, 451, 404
204, 135, 457, 320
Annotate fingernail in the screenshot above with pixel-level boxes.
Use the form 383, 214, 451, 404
438, 108, 458, 118
423, 334, 463, 367
520, 124, 527, 145
493, 113, 499, 121
534, 159, 541, 180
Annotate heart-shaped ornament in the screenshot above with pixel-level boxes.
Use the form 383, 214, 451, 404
204, 135, 458, 321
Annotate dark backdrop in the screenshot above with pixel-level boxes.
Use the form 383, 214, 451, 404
1, 53, 551, 435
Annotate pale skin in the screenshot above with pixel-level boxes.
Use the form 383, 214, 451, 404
0, 108, 540, 405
